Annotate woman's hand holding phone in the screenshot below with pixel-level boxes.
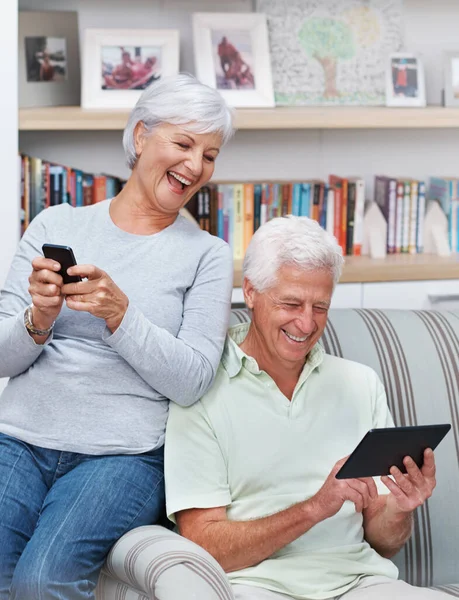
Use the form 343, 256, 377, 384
28, 256, 66, 329
62, 265, 129, 333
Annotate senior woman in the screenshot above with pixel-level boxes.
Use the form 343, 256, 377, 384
0, 73, 234, 600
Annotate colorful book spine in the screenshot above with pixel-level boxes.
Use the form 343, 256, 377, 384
395, 181, 404, 253
292, 183, 301, 216
253, 183, 262, 232
260, 183, 270, 226
387, 178, 397, 254
416, 181, 426, 253
325, 187, 335, 238
74, 170, 84, 207
299, 183, 311, 217
217, 185, 224, 239
401, 181, 411, 253
233, 184, 244, 261
346, 180, 356, 256
409, 180, 419, 254
352, 178, 365, 256
329, 175, 345, 253
243, 183, 254, 252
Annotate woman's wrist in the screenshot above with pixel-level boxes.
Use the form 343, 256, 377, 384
105, 299, 129, 334
31, 305, 55, 331
24, 305, 55, 342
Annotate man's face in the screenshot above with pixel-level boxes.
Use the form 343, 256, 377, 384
244, 264, 334, 368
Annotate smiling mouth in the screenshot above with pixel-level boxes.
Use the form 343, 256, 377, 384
282, 329, 309, 343
167, 171, 193, 191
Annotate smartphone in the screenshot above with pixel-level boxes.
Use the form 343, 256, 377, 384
42, 244, 82, 284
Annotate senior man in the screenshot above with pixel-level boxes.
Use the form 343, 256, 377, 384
164, 215, 448, 600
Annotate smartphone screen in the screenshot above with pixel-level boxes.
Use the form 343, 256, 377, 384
42, 244, 82, 284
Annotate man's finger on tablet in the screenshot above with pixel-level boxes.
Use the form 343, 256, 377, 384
421, 448, 436, 477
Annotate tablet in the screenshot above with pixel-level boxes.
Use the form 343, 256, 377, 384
335, 424, 451, 480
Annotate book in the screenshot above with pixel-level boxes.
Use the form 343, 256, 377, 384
243, 183, 254, 252
351, 177, 365, 256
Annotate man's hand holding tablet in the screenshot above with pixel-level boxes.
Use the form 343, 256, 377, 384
310, 425, 450, 522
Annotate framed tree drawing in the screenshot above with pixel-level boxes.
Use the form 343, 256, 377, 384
257, 0, 403, 106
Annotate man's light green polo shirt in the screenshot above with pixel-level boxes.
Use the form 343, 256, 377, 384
165, 323, 398, 600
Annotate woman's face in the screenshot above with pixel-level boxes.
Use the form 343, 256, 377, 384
133, 122, 222, 214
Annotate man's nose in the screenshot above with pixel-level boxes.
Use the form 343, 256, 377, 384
296, 308, 315, 334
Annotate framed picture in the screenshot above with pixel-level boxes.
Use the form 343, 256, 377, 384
443, 52, 459, 107
385, 53, 426, 107
257, 0, 404, 107
18, 10, 80, 108
82, 29, 180, 109
192, 13, 274, 108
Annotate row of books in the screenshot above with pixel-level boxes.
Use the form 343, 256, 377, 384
19, 154, 458, 255
19, 154, 126, 235
186, 177, 365, 258
374, 176, 426, 254
375, 175, 459, 254
189, 176, 459, 257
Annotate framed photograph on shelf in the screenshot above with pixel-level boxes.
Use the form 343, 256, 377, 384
443, 51, 459, 107
18, 10, 80, 108
192, 13, 274, 108
81, 28, 180, 109
385, 53, 426, 107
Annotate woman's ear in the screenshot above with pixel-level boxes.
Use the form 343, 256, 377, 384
133, 121, 147, 156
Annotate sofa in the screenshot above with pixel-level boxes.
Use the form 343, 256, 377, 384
96, 308, 459, 599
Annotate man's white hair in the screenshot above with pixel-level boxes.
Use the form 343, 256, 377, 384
243, 215, 344, 291
122, 73, 235, 169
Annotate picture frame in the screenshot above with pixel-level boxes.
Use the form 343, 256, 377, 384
192, 13, 274, 108
257, 0, 404, 107
81, 28, 180, 109
385, 52, 426, 108
18, 10, 80, 108
443, 51, 459, 107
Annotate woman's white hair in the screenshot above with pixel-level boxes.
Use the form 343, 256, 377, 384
122, 73, 235, 169
243, 215, 344, 291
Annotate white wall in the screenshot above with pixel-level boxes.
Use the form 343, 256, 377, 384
0, 0, 18, 288
18, 0, 459, 201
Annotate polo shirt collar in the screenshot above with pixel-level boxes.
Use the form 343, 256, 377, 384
222, 323, 325, 379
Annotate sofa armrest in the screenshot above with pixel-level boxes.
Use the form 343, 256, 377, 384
99, 525, 234, 600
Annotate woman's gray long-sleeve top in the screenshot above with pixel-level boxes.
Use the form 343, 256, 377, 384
0, 200, 233, 454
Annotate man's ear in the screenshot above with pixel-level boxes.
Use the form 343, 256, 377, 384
242, 277, 255, 310
133, 121, 147, 156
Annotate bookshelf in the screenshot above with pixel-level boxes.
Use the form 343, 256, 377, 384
19, 106, 459, 132
5, 0, 459, 310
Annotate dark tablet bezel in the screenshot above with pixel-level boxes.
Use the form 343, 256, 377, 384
335, 424, 451, 480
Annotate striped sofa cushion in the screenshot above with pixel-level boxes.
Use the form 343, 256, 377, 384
97, 525, 234, 600
229, 308, 459, 589
433, 585, 459, 598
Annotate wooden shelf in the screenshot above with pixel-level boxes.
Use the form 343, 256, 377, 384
19, 107, 130, 131
19, 105, 459, 131
235, 106, 459, 130
233, 254, 459, 287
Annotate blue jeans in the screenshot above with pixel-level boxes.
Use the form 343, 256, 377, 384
0, 432, 165, 600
